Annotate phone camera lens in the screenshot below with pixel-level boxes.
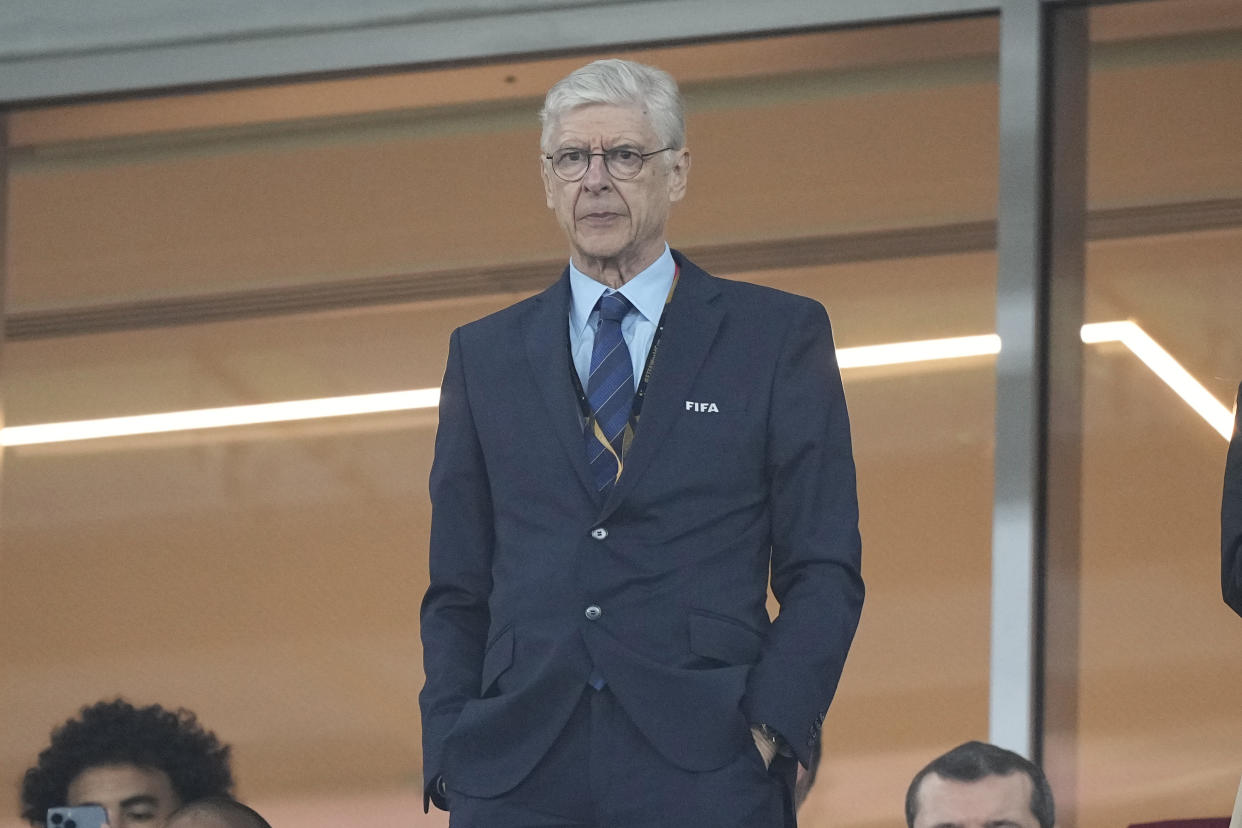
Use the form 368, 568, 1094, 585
65, 821, 77, 828
49, 817, 64, 826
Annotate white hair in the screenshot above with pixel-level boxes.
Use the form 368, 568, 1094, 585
539, 58, 685, 152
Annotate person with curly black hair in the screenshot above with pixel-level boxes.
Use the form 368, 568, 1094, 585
20, 699, 235, 828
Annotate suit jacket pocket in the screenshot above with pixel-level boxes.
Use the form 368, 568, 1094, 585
689, 610, 762, 666
480, 625, 514, 696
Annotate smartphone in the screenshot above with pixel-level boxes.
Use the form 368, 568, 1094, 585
47, 806, 108, 828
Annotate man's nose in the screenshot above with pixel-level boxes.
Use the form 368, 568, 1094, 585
581, 153, 612, 191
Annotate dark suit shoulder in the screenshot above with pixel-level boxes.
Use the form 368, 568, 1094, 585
715, 276, 826, 313
671, 250, 828, 318
453, 277, 566, 340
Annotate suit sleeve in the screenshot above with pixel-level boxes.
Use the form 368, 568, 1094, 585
419, 327, 494, 811
743, 299, 865, 768
1223, 383, 1242, 617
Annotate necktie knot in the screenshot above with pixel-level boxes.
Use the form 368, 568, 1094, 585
598, 292, 632, 324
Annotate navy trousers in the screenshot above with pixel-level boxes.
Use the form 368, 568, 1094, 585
446, 686, 790, 827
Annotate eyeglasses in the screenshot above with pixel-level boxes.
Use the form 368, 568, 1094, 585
544, 146, 674, 182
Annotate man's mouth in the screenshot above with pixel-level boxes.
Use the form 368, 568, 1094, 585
579, 211, 622, 223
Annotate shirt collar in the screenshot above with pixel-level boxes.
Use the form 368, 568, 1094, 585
568, 244, 675, 335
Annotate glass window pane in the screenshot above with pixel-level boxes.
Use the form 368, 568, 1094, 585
2, 17, 1003, 827
1076, 1, 1242, 824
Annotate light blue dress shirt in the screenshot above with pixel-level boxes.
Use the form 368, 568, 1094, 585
568, 244, 676, 392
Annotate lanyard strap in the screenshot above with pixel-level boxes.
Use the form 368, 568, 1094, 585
570, 266, 679, 423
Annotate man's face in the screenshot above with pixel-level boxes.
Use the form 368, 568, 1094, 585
66, 764, 180, 828
541, 103, 690, 276
912, 771, 1041, 828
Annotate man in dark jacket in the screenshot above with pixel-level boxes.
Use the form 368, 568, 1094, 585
419, 58, 864, 827
1223, 382, 1242, 617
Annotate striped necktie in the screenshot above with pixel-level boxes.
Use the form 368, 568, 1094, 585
585, 292, 635, 494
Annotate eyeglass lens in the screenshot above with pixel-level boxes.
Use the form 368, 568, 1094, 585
552, 148, 647, 181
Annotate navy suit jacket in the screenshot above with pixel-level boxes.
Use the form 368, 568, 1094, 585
1223, 382, 1242, 617
419, 251, 864, 808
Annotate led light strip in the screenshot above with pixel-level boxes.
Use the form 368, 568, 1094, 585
835, 333, 1001, 369
1080, 321, 1233, 440
1, 389, 441, 447
1, 322, 1231, 447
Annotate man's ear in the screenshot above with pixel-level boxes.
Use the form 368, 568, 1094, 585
668, 148, 691, 203
541, 157, 556, 209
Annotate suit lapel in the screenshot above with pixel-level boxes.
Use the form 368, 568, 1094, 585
522, 270, 596, 498
601, 254, 724, 518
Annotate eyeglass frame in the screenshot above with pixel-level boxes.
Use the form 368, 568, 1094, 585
542, 146, 676, 182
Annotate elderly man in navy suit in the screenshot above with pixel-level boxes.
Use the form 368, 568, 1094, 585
419, 58, 864, 827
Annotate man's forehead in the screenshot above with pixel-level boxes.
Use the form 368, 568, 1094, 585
550, 104, 657, 141
68, 763, 176, 799
915, 771, 1037, 828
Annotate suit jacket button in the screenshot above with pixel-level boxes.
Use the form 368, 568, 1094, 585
591, 527, 608, 540
585, 605, 602, 620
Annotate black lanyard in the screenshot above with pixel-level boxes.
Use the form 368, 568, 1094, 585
570, 269, 679, 425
